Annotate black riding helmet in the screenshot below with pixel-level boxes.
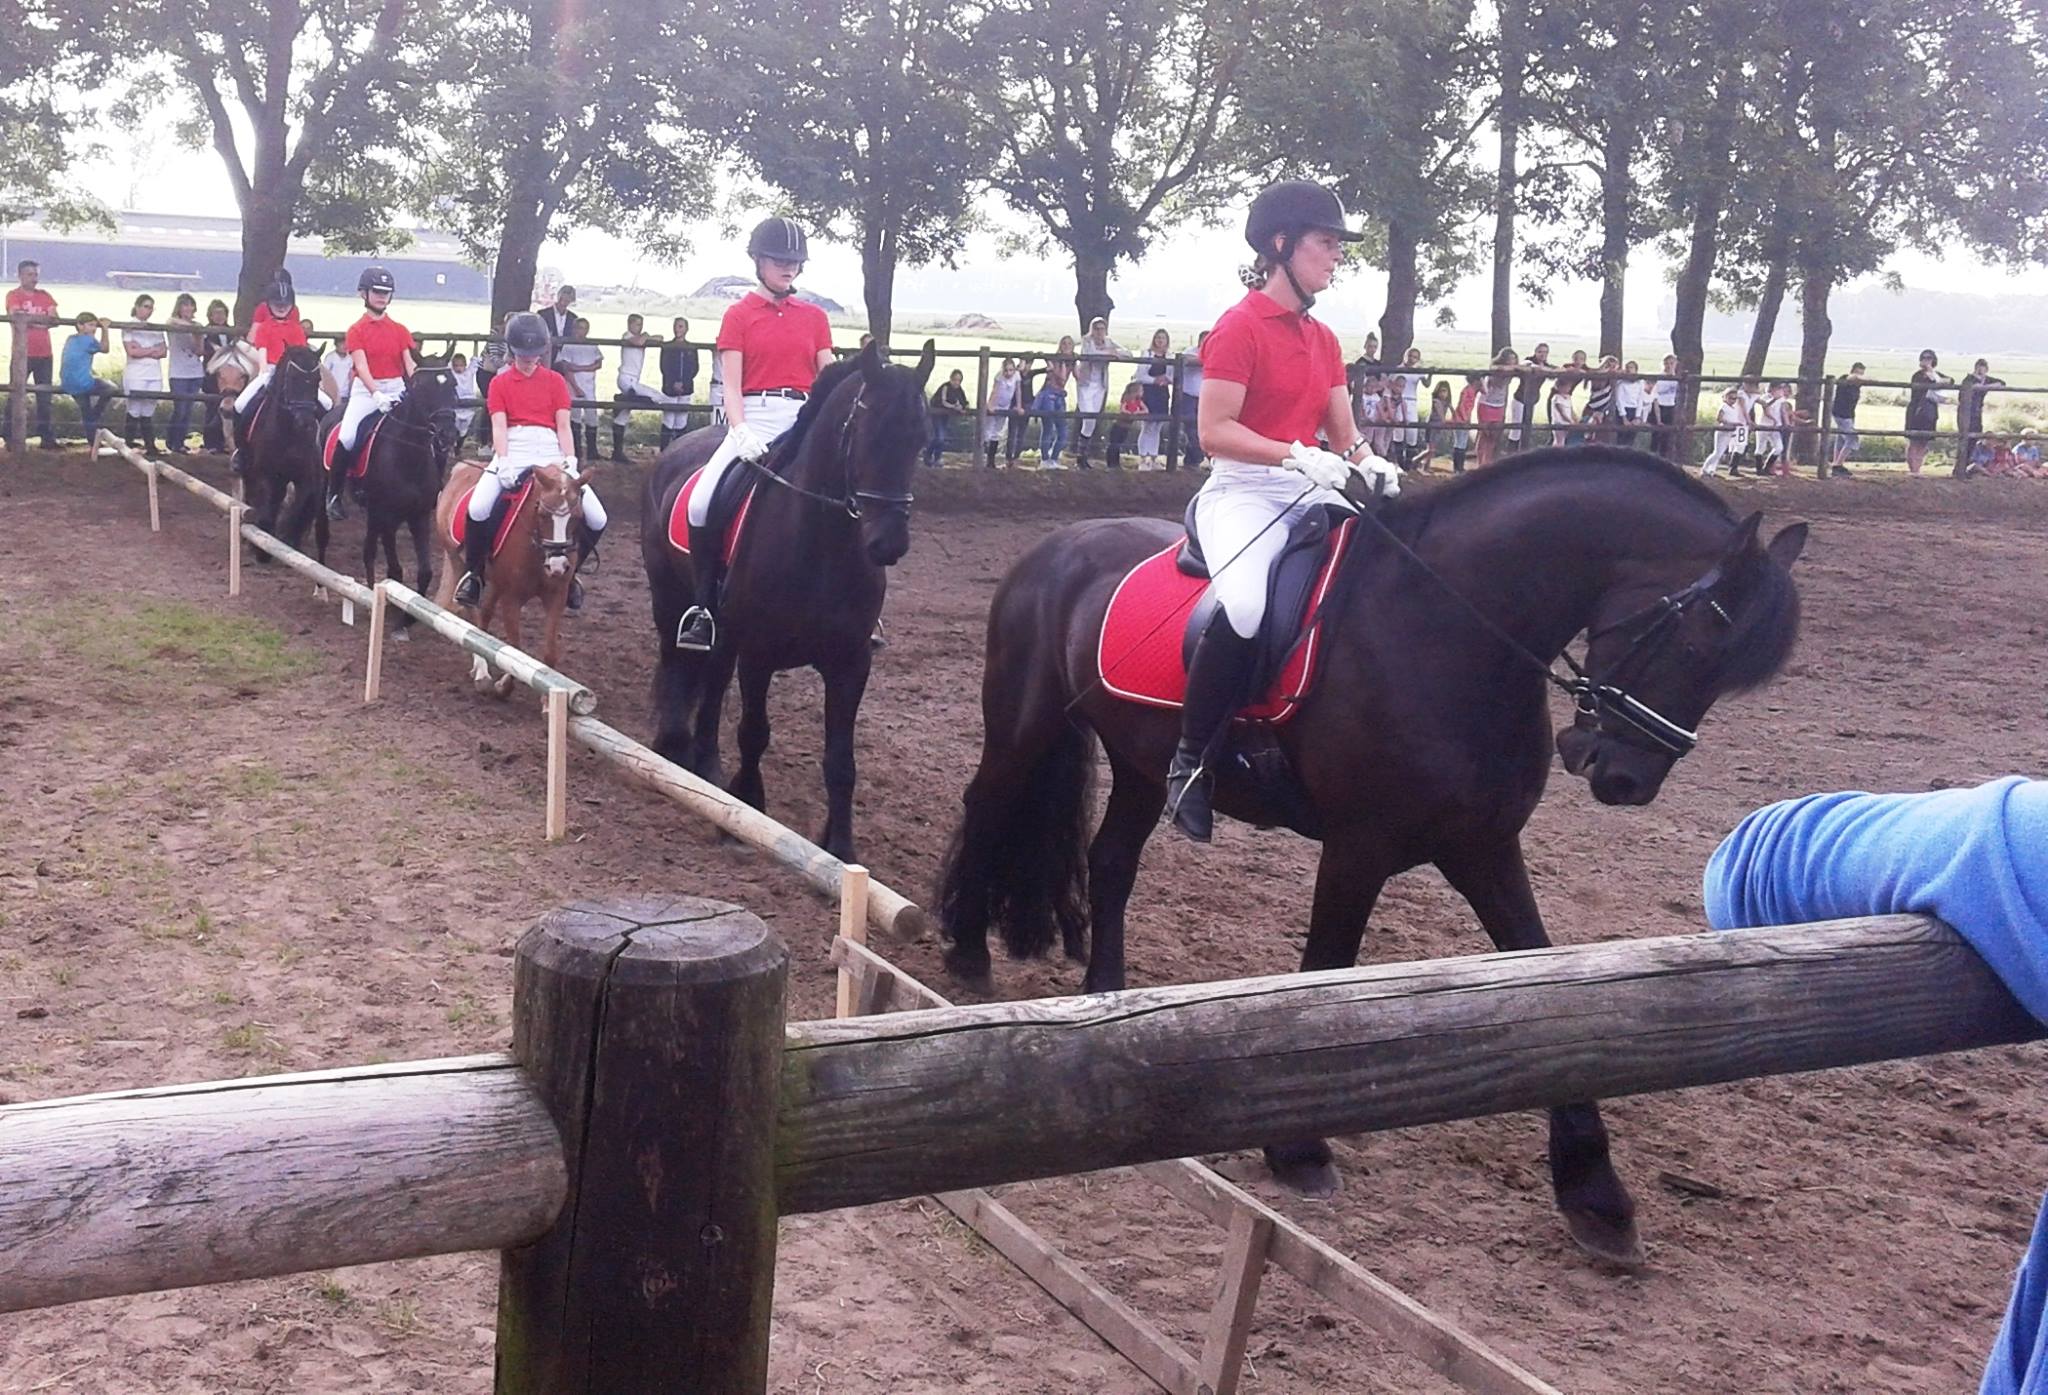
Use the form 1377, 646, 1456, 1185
358, 265, 397, 298
747, 217, 808, 266
1244, 180, 1362, 310
505, 311, 550, 360
264, 268, 296, 313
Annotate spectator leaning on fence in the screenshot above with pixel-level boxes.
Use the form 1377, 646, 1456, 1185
59, 312, 115, 439
612, 313, 676, 462
926, 368, 968, 467
200, 299, 233, 452
1612, 360, 1644, 449
555, 317, 603, 462
1649, 355, 1681, 459
1073, 316, 1122, 467
1906, 349, 1953, 476
1829, 362, 1865, 475
1961, 358, 2006, 447
1391, 346, 1429, 470
451, 352, 479, 438
163, 293, 206, 455
659, 318, 699, 449
8, 259, 59, 449
1452, 374, 1479, 472
1176, 330, 1208, 469
1513, 342, 1550, 451
1475, 347, 1516, 468
1025, 337, 1076, 467
1138, 329, 1172, 468
982, 355, 1023, 468
120, 294, 167, 453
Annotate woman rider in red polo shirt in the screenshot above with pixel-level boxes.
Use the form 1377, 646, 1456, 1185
228, 270, 308, 473
674, 216, 837, 652
336, 266, 416, 454
454, 311, 608, 611
1166, 180, 1401, 842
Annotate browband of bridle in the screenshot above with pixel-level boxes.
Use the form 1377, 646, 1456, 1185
741, 382, 915, 520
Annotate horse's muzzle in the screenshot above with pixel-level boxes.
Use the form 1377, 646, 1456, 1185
863, 512, 911, 567
1556, 725, 1671, 807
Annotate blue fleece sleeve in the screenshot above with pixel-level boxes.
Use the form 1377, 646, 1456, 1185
1703, 776, 2048, 1025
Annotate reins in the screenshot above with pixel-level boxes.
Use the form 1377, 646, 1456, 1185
741, 381, 916, 520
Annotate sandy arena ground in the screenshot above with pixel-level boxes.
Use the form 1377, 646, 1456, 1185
3, 448, 2045, 1393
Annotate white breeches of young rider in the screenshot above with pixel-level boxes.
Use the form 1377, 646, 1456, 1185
467, 425, 606, 531
339, 375, 406, 450
234, 365, 274, 414
685, 392, 803, 528
614, 371, 674, 427
1076, 379, 1107, 438
1191, 459, 1350, 640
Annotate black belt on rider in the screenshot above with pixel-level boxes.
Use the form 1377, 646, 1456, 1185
744, 388, 808, 400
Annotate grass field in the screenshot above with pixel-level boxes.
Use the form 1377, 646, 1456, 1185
20, 280, 2048, 467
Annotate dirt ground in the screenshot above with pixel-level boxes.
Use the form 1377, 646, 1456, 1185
3, 447, 2046, 1394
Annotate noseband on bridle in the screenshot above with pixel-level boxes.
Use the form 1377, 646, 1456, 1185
743, 382, 917, 521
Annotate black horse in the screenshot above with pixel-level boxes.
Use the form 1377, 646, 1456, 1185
640, 340, 934, 861
935, 447, 1808, 1266
238, 344, 328, 558
320, 362, 460, 608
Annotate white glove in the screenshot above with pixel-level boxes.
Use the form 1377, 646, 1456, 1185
1284, 441, 1354, 493
374, 390, 399, 411
1348, 449, 1402, 500
727, 420, 769, 462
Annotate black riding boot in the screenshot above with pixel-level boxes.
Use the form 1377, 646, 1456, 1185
566, 522, 603, 615
138, 418, 158, 455
1163, 615, 1259, 843
585, 425, 601, 462
454, 513, 493, 607
610, 424, 626, 462
983, 442, 998, 469
676, 523, 723, 651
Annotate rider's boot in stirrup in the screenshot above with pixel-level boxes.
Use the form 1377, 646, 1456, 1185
1164, 613, 1258, 843
567, 523, 602, 615
675, 523, 722, 651
454, 518, 492, 608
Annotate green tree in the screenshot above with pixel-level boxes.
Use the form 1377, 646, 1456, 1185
4, 4, 103, 226
77, 0, 435, 324
970, 0, 1249, 331
416, 0, 714, 326
1240, 0, 1487, 359
695, 0, 987, 343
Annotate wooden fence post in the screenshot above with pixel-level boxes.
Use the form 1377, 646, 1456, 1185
496, 898, 788, 1395
7, 313, 27, 456
146, 456, 162, 531
1815, 376, 1835, 480
227, 502, 245, 598
543, 688, 569, 842
835, 863, 870, 1020
363, 584, 388, 703
1953, 382, 1978, 478
1167, 353, 1186, 472
975, 346, 990, 464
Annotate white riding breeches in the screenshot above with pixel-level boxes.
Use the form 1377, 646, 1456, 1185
615, 372, 674, 427
234, 366, 273, 414
339, 376, 405, 450
1192, 459, 1351, 640
467, 426, 606, 531
686, 392, 803, 528
1077, 380, 1108, 438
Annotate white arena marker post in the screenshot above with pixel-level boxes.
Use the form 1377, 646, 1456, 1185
544, 688, 569, 842
146, 458, 161, 532
835, 863, 870, 1020
227, 502, 245, 598
363, 583, 388, 704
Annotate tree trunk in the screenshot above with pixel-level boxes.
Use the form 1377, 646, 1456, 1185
233, 190, 294, 330
491, 197, 550, 331
1376, 218, 1419, 361
1596, 149, 1632, 361
1073, 247, 1115, 335
1741, 240, 1791, 380
1794, 259, 1832, 469
1489, 0, 1527, 352
861, 217, 897, 347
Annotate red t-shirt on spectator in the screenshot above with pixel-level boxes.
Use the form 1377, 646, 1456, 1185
715, 293, 832, 394
487, 364, 571, 429
1199, 290, 1344, 448
249, 307, 309, 364
346, 314, 413, 379
7, 287, 57, 357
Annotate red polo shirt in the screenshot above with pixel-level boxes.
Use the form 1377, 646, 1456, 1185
249, 306, 309, 364
346, 314, 414, 378
7, 287, 57, 357
715, 292, 832, 393
1199, 290, 1345, 447
487, 363, 571, 428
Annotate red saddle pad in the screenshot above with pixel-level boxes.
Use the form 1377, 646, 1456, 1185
666, 465, 757, 566
322, 414, 386, 480
1095, 519, 1354, 725
447, 478, 535, 557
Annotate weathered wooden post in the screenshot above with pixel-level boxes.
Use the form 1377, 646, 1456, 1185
497, 897, 788, 1395
974, 346, 990, 464
1953, 380, 1978, 478
7, 313, 27, 456
1815, 375, 1835, 480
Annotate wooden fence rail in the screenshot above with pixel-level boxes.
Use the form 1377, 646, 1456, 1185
2, 910, 2036, 1385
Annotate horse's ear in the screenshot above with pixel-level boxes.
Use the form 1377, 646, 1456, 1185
1721, 510, 1763, 560
914, 338, 936, 388
575, 462, 600, 491
857, 339, 885, 384
1765, 521, 1808, 570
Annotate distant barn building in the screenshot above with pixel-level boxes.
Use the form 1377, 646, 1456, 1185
688, 275, 846, 316
3, 210, 490, 302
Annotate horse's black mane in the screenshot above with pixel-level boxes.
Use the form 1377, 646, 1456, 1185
1387, 445, 1735, 530
778, 351, 928, 477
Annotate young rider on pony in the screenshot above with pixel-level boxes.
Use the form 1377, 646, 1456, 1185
337, 265, 416, 455
454, 311, 607, 612
228, 270, 309, 475
673, 216, 836, 653
1164, 179, 1402, 843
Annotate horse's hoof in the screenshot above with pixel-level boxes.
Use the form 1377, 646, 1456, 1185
940, 945, 994, 992
392, 628, 412, 643
1269, 1158, 1341, 1200
1563, 1207, 1647, 1270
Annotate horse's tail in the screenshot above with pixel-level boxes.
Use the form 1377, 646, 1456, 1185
936, 695, 1094, 966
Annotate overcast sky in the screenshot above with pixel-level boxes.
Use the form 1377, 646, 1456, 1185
67, 131, 2048, 341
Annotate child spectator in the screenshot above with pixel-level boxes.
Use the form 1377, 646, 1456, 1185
120, 294, 167, 453
1757, 382, 1799, 477
1138, 328, 1171, 468
1699, 387, 1748, 477
60, 312, 115, 440
200, 299, 234, 452
982, 356, 1023, 469
1475, 348, 1517, 468
315, 325, 352, 410
1733, 376, 1765, 475
1582, 355, 1618, 442
554, 317, 603, 461
1828, 361, 1865, 476
1649, 355, 1681, 459
1612, 360, 1644, 449
1105, 381, 1144, 470
926, 368, 969, 467
1392, 347, 1429, 469
1452, 374, 1480, 473
2014, 429, 2043, 477
451, 351, 480, 438
1422, 379, 1453, 472
1905, 349, 1952, 476
658, 317, 699, 449
163, 293, 206, 455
